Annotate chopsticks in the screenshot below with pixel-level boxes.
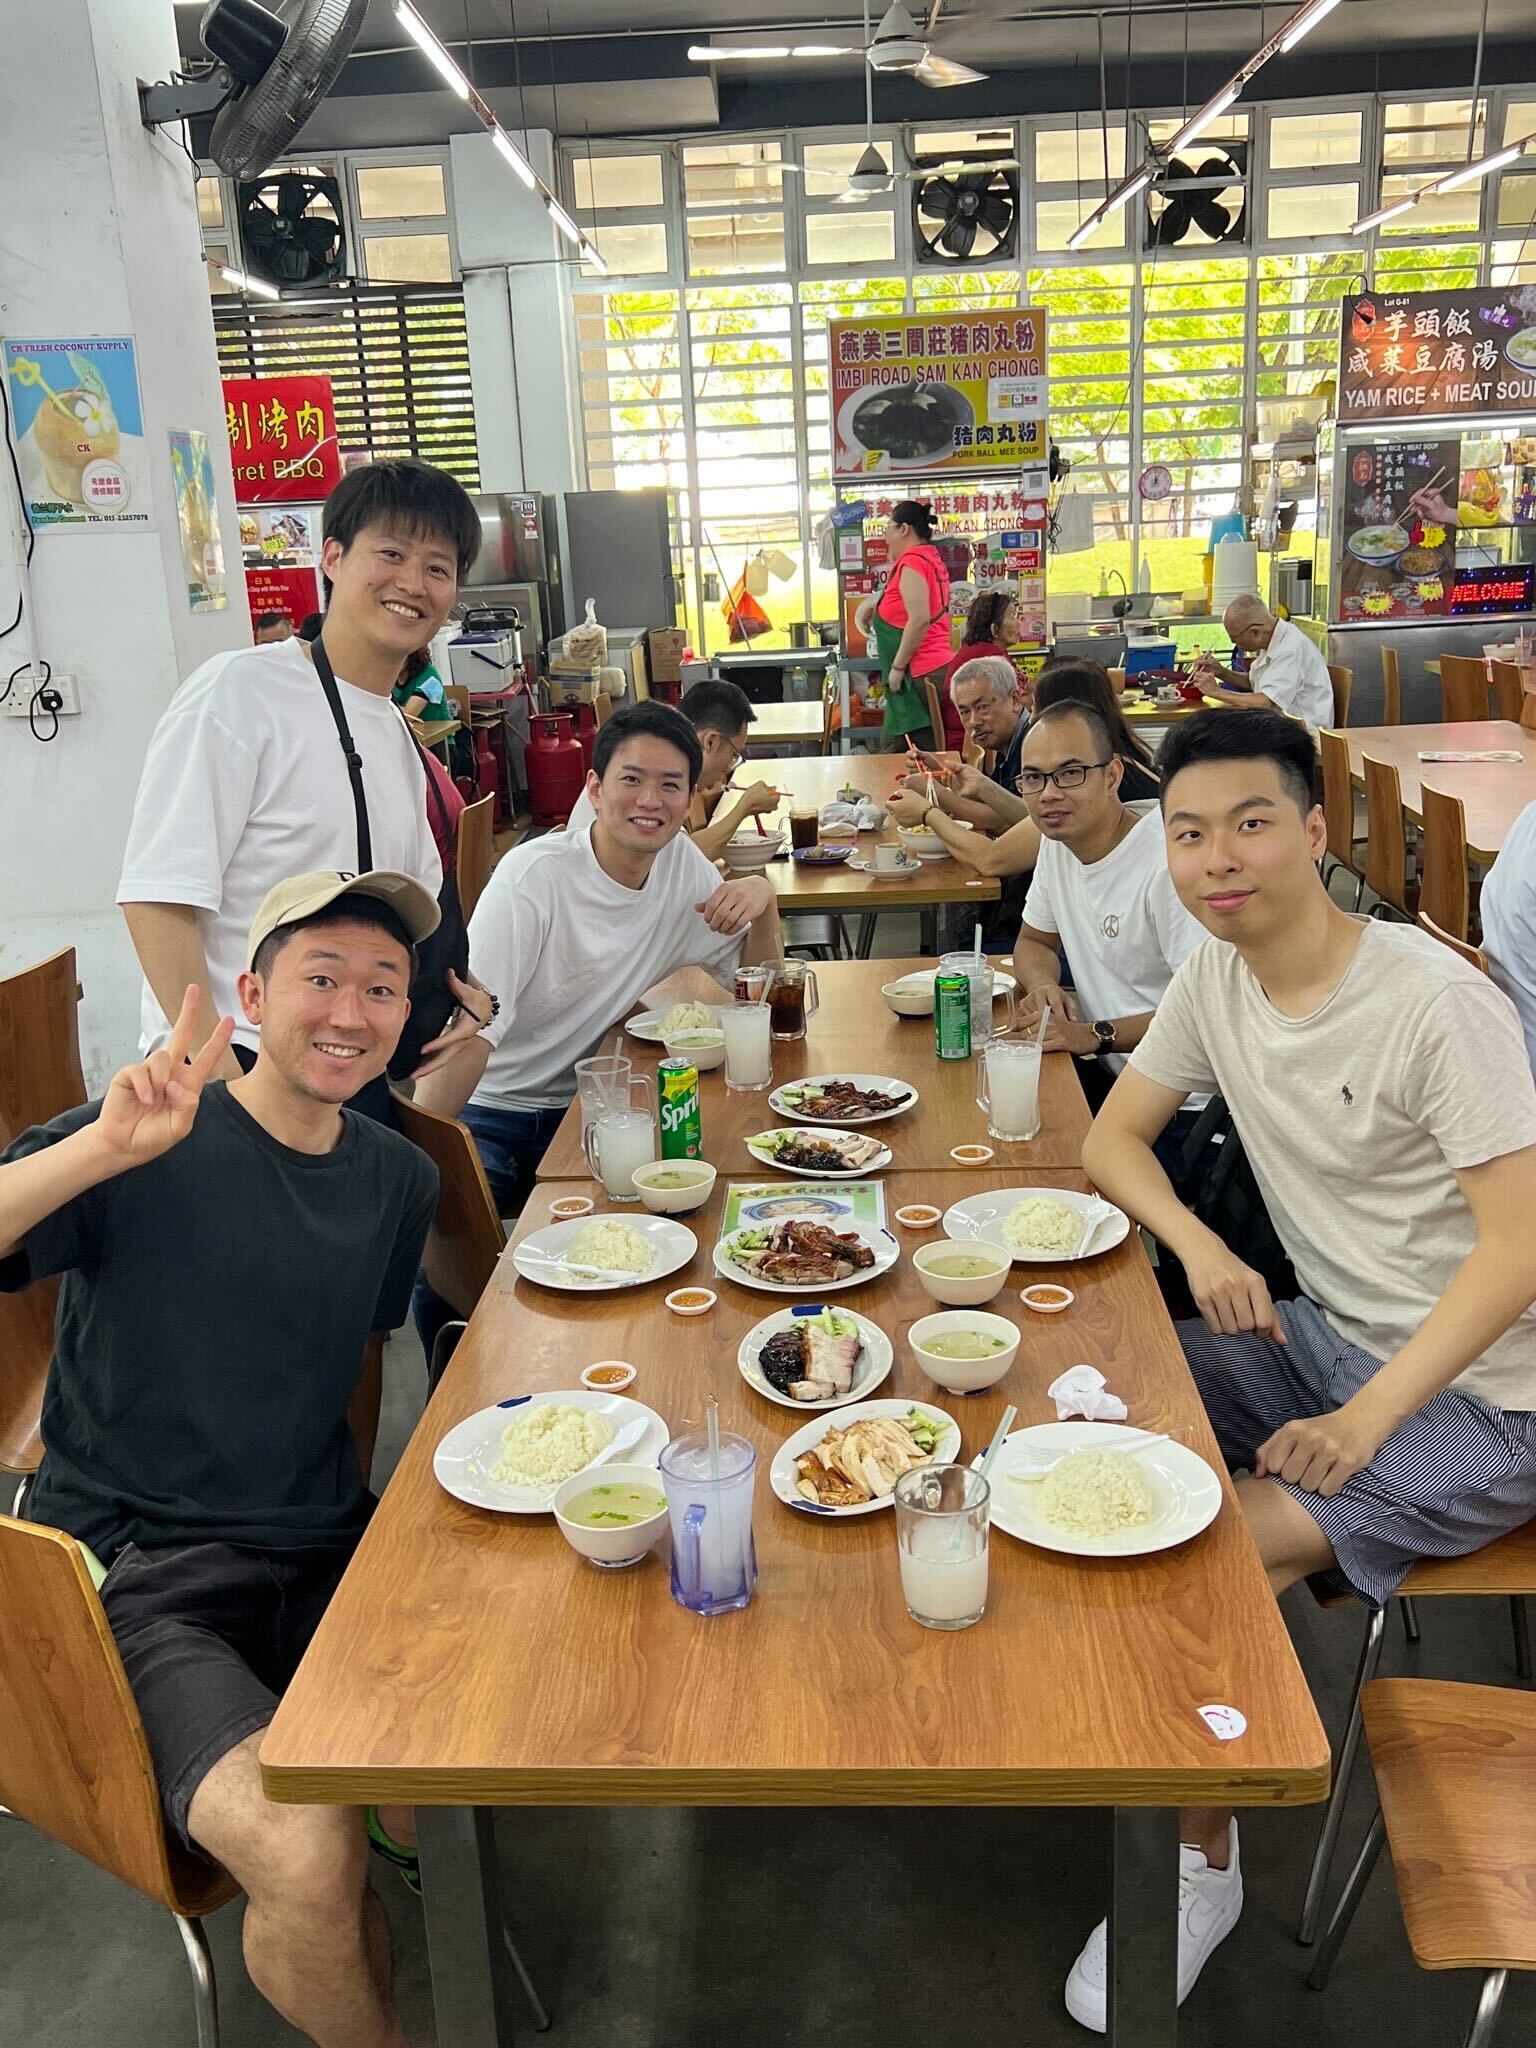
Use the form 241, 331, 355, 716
1398, 464, 1449, 525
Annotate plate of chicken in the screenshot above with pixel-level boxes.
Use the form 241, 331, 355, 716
737, 1304, 893, 1411
770, 1400, 962, 1516
769, 1075, 918, 1126
745, 1126, 894, 1179
713, 1217, 898, 1295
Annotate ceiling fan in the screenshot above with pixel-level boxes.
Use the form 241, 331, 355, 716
688, 2, 987, 90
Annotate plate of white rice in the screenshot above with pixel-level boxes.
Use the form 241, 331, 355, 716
626, 1001, 726, 1043
981, 1422, 1222, 1557
511, 1213, 697, 1293
433, 1388, 669, 1514
940, 1187, 1129, 1264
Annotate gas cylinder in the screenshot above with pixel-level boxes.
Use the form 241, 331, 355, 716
566, 699, 599, 780
526, 712, 585, 826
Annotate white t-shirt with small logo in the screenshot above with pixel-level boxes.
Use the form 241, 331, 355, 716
1020, 803, 1209, 1074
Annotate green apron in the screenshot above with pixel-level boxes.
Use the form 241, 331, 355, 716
872, 607, 935, 742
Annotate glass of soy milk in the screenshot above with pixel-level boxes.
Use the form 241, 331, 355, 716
975, 1038, 1042, 1142
894, 1465, 990, 1631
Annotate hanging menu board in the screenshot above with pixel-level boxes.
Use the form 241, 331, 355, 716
1338, 287, 1536, 424
829, 310, 1046, 478
1336, 435, 1461, 621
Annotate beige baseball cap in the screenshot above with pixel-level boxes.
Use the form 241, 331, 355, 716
247, 869, 441, 968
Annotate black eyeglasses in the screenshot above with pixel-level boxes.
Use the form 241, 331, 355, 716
1015, 760, 1113, 794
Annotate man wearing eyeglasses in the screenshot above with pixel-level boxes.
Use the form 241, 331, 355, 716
1010, 701, 1208, 1109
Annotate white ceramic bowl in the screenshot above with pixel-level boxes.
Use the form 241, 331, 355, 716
882, 975, 935, 1018
912, 1240, 1012, 1307
663, 1027, 726, 1072
631, 1159, 717, 1215
552, 1462, 669, 1567
721, 835, 785, 871
897, 826, 949, 862
908, 1307, 1020, 1394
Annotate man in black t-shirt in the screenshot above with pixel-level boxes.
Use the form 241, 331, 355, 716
0, 869, 439, 2048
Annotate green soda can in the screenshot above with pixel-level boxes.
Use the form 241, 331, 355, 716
934, 974, 972, 1061
657, 1057, 703, 1158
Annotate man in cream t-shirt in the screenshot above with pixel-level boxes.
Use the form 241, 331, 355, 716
1060, 708, 1536, 2035
1192, 594, 1335, 729
1007, 700, 1207, 1109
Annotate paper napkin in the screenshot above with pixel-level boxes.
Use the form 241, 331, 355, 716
1047, 1365, 1129, 1422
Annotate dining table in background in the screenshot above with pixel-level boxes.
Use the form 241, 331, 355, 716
742, 698, 826, 752
1339, 719, 1536, 862
538, 956, 1091, 1178
263, 1030, 1329, 2048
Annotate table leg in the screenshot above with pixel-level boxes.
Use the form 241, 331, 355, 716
418, 1806, 521, 2048
1107, 1807, 1179, 2048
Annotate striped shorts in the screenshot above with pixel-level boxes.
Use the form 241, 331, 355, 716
1179, 1297, 1536, 1607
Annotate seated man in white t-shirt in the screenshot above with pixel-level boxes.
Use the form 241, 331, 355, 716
1062, 709, 1536, 2035
1007, 700, 1208, 1114
118, 459, 487, 1119
416, 701, 781, 1295
1189, 594, 1335, 729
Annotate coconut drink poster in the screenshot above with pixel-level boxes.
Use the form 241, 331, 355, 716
170, 429, 228, 613
4, 335, 151, 528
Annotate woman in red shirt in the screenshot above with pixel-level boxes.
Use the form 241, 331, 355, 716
871, 501, 952, 751
943, 589, 1024, 751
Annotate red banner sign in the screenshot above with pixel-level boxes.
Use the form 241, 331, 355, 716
222, 375, 341, 505
244, 562, 321, 634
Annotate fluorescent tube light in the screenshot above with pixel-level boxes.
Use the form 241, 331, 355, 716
1168, 83, 1240, 155
492, 127, 537, 189
1350, 197, 1417, 233
546, 197, 582, 245
1279, 0, 1342, 53
1431, 144, 1522, 193
687, 44, 790, 60
395, 1, 470, 99
219, 265, 279, 300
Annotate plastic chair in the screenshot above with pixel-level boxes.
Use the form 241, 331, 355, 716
1488, 660, 1523, 724
1362, 754, 1414, 918
393, 1095, 506, 1388
0, 1513, 238, 2044
1307, 1679, 1536, 2048
1380, 646, 1401, 725
1441, 654, 1491, 723
1417, 784, 1470, 944
1327, 664, 1353, 728
1417, 909, 1488, 973
455, 792, 495, 921
1318, 730, 1364, 910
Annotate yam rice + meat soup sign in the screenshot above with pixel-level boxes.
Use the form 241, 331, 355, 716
1339, 286, 1536, 423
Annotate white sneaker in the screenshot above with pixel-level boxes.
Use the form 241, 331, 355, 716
1063, 1820, 1243, 2033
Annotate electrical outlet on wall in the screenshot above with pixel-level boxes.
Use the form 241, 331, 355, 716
4, 671, 79, 717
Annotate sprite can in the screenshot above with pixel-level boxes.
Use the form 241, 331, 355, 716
934, 974, 972, 1061
658, 1057, 703, 1159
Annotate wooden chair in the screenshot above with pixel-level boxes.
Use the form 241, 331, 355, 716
0, 1514, 238, 2042
1522, 688, 1536, 736
1441, 653, 1491, 723
1307, 1678, 1536, 2048
1418, 909, 1488, 972
1327, 663, 1353, 728
1362, 753, 1414, 918
1488, 660, 1523, 724
1297, 1519, 1536, 1947
922, 677, 946, 749
0, 949, 87, 1501
1380, 645, 1401, 725
593, 690, 614, 728
1417, 783, 1470, 944
819, 673, 838, 756
455, 792, 495, 921
1318, 729, 1364, 909
393, 1095, 505, 1387
444, 680, 471, 729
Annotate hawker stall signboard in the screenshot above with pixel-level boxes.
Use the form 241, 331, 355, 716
1339, 286, 1536, 423
1337, 435, 1461, 622
830, 310, 1046, 479
222, 374, 341, 504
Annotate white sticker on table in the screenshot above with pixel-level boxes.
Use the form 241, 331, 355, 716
1197, 1704, 1248, 1742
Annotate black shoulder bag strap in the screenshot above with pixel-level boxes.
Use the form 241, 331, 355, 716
312, 634, 374, 871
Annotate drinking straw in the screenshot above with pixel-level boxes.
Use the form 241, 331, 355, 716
972, 924, 983, 979
973, 1403, 1018, 1502
1033, 996, 1051, 1050
706, 1395, 722, 1486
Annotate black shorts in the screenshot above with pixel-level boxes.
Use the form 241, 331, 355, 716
100, 1541, 351, 1848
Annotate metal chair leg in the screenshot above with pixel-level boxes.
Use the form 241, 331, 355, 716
1399, 1594, 1421, 1644
1306, 1808, 1386, 1992
502, 1926, 552, 2032
174, 1913, 220, 2048
1512, 1595, 1532, 1683
428, 1320, 467, 1393
1463, 1970, 1507, 2048
11, 1471, 33, 1519
1298, 1603, 1388, 1944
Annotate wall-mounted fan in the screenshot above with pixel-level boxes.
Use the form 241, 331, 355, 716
914, 164, 1019, 263
238, 169, 348, 287
1145, 147, 1248, 247
689, 1, 987, 89
139, 0, 368, 182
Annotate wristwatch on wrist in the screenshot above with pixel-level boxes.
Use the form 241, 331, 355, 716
1087, 1019, 1116, 1054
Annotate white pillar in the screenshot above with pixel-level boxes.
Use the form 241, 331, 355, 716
0, 0, 246, 1086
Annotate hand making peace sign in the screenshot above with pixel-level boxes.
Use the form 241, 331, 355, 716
96, 987, 237, 1166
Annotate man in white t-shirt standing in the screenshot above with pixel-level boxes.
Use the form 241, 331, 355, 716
416, 699, 781, 1265
1007, 700, 1207, 1113
1062, 709, 1536, 2034
1191, 594, 1335, 729
118, 459, 487, 1116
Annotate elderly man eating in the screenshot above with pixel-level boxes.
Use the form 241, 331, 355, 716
1191, 595, 1334, 730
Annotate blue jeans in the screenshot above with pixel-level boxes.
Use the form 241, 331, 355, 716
412, 1097, 568, 1378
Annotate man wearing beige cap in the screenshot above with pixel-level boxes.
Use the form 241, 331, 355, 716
0, 870, 439, 2046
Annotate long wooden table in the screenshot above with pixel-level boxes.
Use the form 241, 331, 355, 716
1341, 719, 1536, 862
744, 699, 825, 750
537, 957, 1090, 1178
263, 1025, 1328, 2047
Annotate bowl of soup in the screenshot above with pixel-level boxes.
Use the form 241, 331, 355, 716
631, 1158, 717, 1214
908, 1308, 1020, 1394
552, 1462, 669, 1567
912, 1238, 1011, 1306
662, 1026, 727, 1072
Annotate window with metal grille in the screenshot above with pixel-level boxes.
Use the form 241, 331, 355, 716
213, 284, 479, 487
